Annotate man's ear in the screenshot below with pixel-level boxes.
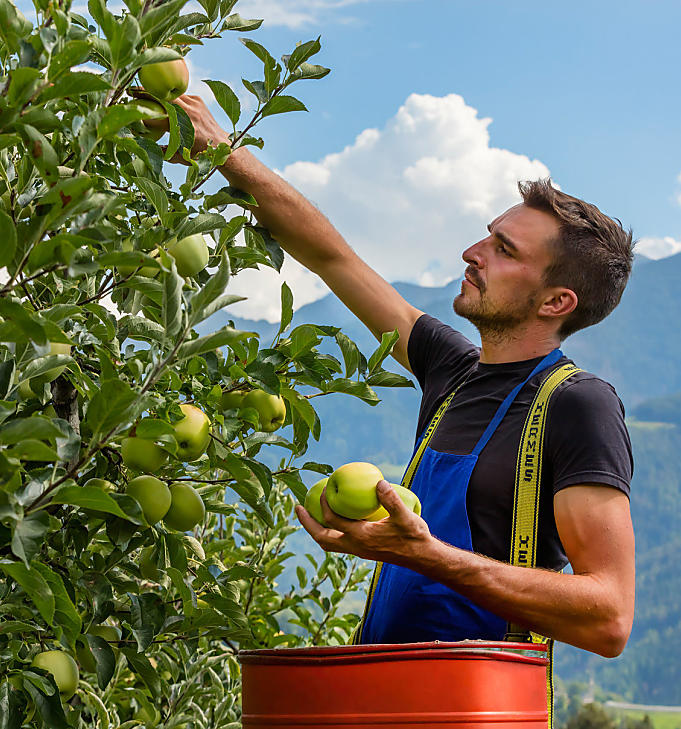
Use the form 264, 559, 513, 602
539, 287, 578, 319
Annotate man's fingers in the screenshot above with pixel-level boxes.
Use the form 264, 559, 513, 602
376, 480, 406, 516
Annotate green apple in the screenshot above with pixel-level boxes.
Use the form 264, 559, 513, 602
84, 477, 115, 493
172, 403, 211, 461
365, 483, 422, 520
121, 436, 168, 472
241, 390, 287, 432
325, 462, 384, 520
303, 478, 330, 527
132, 98, 169, 141
162, 482, 205, 531
126, 475, 171, 524
138, 57, 189, 101
167, 233, 209, 277
77, 624, 122, 673
133, 704, 161, 725
117, 240, 159, 277
220, 389, 246, 411
31, 650, 79, 700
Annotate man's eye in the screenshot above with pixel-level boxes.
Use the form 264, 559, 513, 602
498, 244, 511, 256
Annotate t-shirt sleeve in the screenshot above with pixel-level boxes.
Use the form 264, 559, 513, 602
407, 314, 478, 390
547, 376, 633, 497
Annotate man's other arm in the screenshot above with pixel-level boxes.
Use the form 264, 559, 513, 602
173, 95, 424, 372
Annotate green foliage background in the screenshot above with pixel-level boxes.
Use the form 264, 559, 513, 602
0, 0, 416, 726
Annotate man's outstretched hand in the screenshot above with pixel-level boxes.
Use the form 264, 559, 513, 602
166, 94, 231, 163
295, 480, 433, 568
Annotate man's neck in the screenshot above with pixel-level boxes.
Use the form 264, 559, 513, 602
478, 328, 561, 364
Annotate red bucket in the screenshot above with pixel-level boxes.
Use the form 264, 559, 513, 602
238, 641, 549, 728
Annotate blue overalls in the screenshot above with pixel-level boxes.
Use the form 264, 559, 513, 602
359, 349, 563, 645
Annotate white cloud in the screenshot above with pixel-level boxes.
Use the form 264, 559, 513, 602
233, 0, 371, 29
635, 236, 681, 260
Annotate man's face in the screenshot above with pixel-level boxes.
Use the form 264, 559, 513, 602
453, 204, 561, 337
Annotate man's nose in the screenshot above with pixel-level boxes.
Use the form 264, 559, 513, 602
462, 239, 485, 267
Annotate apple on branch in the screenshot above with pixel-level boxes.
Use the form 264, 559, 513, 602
172, 403, 211, 461
31, 650, 79, 700
138, 57, 189, 101
240, 390, 287, 432
121, 436, 168, 472
167, 233, 210, 278
162, 482, 206, 532
126, 475, 172, 525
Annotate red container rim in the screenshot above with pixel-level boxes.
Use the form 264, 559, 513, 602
238, 640, 548, 667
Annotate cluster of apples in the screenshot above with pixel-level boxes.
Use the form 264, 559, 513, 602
119, 403, 210, 533
220, 388, 287, 433
304, 462, 421, 527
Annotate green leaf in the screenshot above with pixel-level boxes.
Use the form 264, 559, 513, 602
38, 71, 110, 102
0, 679, 26, 729
117, 314, 165, 344
290, 62, 331, 81
204, 79, 240, 127
177, 212, 231, 238
0, 211, 16, 268
277, 471, 307, 503
368, 329, 400, 373
279, 282, 293, 334
162, 260, 184, 339
135, 177, 168, 223
0, 560, 55, 624
260, 95, 307, 119
134, 46, 183, 67
286, 37, 321, 72
109, 13, 140, 68
85, 379, 140, 437
33, 563, 81, 647
335, 332, 360, 378
325, 379, 380, 404
223, 13, 263, 32
18, 125, 59, 185
48, 40, 91, 80
204, 187, 256, 210
50, 485, 143, 523
0, 416, 64, 445
11, 511, 50, 567
7, 440, 58, 461
177, 326, 253, 360
84, 635, 116, 690
189, 252, 234, 326
23, 679, 69, 729
122, 650, 161, 698
366, 371, 416, 388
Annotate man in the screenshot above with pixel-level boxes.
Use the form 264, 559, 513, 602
172, 95, 635, 660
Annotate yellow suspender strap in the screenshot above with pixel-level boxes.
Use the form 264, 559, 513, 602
506, 362, 582, 729
350, 378, 469, 645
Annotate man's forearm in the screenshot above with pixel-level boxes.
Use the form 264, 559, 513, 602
219, 146, 351, 274
410, 536, 631, 657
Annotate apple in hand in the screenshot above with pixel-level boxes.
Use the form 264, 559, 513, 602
172, 403, 211, 461
121, 436, 168, 472
131, 98, 169, 141
31, 650, 79, 700
303, 478, 330, 527
241, 390, 287, 432
167, 234, 209, 277
366, 483, 422, 520
126, 475, 171, 524
325, 462, 384, 520
138, 58, 189, 101
162, 482, 206, 531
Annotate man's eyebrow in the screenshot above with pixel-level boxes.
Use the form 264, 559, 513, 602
487, 223, 520, 252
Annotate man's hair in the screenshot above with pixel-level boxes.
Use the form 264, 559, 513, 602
518, 178, 635, 339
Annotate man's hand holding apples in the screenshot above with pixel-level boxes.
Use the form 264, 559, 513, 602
295, 477, 432, 569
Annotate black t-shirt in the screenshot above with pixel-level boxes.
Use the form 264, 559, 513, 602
407, 314, 633, 571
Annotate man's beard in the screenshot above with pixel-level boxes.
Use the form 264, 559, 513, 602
453, 285, 540, 341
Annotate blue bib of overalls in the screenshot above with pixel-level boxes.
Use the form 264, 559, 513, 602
360, 349, 563, 644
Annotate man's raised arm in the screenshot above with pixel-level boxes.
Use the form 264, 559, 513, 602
173, 95, 423, 372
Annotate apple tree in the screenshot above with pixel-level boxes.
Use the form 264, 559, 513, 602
0, 0, 415, 727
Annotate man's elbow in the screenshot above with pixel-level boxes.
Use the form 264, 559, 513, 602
594, 615, 632, 658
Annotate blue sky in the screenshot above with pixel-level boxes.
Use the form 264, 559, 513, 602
15, 0, 681, 320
